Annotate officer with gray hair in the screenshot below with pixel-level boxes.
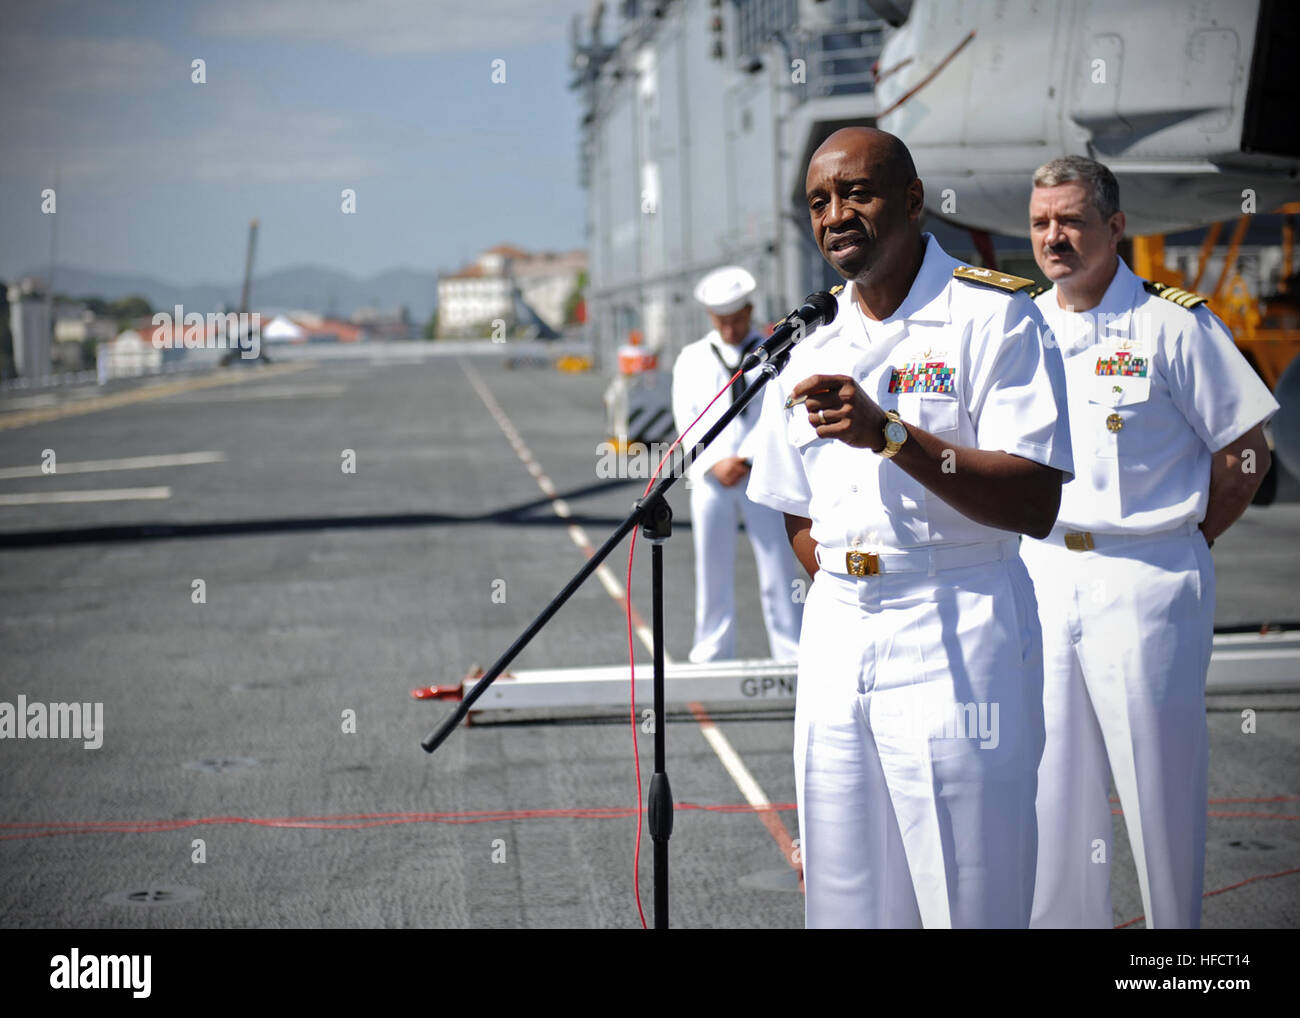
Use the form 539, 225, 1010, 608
1023, 154, 1278, 928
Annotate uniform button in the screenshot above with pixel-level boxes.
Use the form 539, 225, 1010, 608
850, 484, 859, 493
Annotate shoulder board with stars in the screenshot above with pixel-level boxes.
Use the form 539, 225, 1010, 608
1143, 279, 1207, 309
952, 266, 1037, 293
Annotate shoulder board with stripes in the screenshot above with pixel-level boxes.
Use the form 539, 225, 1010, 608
1143, 280, 1207, 309
952, 266, 1036, 293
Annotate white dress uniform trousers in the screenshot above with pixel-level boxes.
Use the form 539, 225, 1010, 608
672, 328, 802, 662
687, 474, 802, 661
1021, 527, 1214, 928
1024, 259, 1279, 929
795, 545, 1045, 928
748, 234, 1074, 927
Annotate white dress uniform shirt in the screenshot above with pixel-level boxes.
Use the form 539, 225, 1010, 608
1034, 257, 1279, 536
671, 328, 765, 482
1024, 256, 1278, 930
745, 233, 1073, 929
748, 233, 1074, 545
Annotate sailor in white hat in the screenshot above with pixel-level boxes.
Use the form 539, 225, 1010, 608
671, 266, 803, 663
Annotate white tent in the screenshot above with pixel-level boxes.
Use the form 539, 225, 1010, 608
262, 314, 307, 343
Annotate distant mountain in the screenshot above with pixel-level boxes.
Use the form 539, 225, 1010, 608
17, 264, 438, 322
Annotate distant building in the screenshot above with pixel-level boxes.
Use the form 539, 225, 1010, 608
7, 277, 52, 382
437, 244, 586, 337
296, 317, 365, 343
97, 313, 247, 379
53, 305, 117, 346
437, 245, 525, 336
97, 330, 163, 382
52, 303, 117, 372
350, 305, 412, 341
515, 251, 588, 332
258, 311, 366, 343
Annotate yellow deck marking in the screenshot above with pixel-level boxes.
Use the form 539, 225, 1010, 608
0, 363, 313, 432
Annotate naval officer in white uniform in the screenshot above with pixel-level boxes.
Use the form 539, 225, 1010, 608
671, 266, 802, 663
747, 127, 1073, 928
1022, 156, 1278, 929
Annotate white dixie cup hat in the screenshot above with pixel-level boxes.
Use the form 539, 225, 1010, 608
694, 266, 757, 315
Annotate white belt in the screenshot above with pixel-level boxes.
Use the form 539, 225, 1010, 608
815, 539, 1016, 578
1042, 519, 1199, 552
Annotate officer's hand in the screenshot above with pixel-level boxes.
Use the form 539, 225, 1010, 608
711, 457, 751, 487
793, 374, 887, 451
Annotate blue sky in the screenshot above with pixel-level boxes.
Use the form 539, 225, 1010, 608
0, 0, 591, 285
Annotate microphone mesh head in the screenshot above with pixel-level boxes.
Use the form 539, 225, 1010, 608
806, 289, 839, 326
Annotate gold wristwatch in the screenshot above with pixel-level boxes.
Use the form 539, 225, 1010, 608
879, 410, 907, 459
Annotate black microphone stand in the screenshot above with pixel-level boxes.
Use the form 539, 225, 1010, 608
421, 349, 795, 929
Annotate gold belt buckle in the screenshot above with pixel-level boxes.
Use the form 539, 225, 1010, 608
1063, 530, 1095, 552
846, 550, 880, 576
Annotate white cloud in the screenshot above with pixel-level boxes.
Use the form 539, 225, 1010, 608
0, 66, 413, 191
187, 108, 390, 183
197, 0, 591, 54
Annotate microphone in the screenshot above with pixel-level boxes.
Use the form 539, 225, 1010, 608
740, 286, 842, 371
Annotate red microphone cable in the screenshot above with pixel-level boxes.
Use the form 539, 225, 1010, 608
625, 365, 744, 928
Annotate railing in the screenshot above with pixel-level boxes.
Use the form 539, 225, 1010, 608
794, 19, 885, 101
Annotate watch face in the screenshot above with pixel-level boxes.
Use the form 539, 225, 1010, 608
885, 421, 907, 445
